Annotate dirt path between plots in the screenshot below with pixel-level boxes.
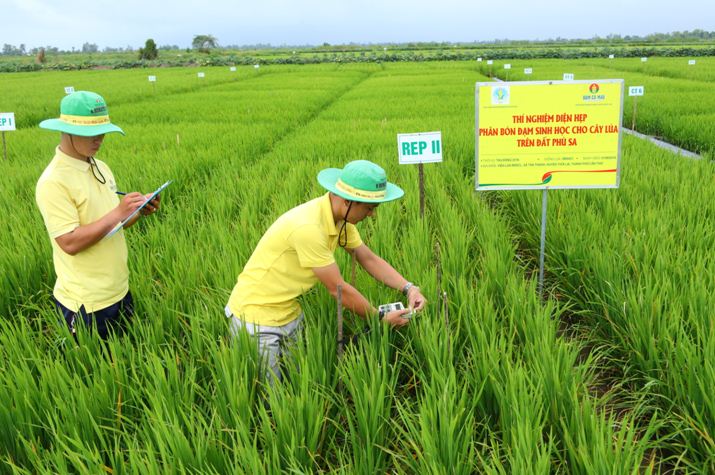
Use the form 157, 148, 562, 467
622, 127, 702, 159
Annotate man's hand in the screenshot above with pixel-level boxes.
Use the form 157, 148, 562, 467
383, 308, 411, 328
116, 192, 145, 220
407, 286, 426, 312
353, 245, 427, 312
140, 194, 160, 216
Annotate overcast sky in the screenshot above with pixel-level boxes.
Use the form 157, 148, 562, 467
2, 0, 714, 50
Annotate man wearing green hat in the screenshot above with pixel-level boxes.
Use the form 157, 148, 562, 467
35, 91, 160, 339
225, 159, 426, 382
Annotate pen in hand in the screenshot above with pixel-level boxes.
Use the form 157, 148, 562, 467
115, 191, 127, 196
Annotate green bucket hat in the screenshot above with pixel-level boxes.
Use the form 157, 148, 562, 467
39, 91, 124, 136
317, 160, 404, 203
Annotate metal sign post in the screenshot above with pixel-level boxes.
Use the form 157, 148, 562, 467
628, 86, 644, 131
538, 189, 548, 298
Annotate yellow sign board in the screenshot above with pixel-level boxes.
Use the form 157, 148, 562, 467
475, 80, 623, 190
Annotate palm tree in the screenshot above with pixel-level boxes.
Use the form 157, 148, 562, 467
192, 35, 218, 53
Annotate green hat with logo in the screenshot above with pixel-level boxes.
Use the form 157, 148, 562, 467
318, 160, 404, 203
39, 91, 124, 136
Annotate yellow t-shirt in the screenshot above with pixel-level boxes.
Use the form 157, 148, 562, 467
35, 147, 129, 313
228, 193, 363, 326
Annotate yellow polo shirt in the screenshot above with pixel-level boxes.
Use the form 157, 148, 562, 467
228, 193, 363, 326
35, 147, 128, 313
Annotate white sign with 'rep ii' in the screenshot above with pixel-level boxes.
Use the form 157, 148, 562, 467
398, 131, 442, 165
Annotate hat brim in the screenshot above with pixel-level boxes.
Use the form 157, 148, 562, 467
39, 119, 125, 136
318, 168, 404, 203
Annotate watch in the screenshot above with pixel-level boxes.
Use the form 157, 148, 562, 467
401, 282, 414, 296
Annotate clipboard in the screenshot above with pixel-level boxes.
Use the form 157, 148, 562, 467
106, 180, 172, 238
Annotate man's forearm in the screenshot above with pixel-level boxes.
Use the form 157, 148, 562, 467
55, 209, 122, 255
330, 281, 375, 319
358, 252, 407, 291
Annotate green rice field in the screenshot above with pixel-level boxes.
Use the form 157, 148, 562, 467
1, 58, 714, 473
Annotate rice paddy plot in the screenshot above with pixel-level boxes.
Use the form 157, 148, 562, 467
1, 60, 712, 472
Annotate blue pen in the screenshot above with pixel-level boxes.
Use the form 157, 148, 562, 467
116, 191, 127, 196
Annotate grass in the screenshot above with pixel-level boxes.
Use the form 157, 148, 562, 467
0, 59, 711, 472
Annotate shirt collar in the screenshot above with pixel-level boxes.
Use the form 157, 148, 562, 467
320, 192, 339, 236
54, 146, 91, 172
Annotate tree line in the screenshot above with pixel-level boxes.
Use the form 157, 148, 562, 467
2, 30, 713, 58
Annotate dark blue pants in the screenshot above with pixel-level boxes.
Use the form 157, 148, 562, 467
53, 292, 134, 339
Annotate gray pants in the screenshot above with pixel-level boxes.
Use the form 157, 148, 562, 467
225, 305, 304, 384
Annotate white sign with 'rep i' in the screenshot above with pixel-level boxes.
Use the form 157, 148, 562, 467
398, 131, 442, 165
688, 60, 696, 65
629, 86, 644, 96
0, 113, 16, 131
563, 73, 574, 81
64, 86, 74, 94
230, 66, 237, 71
486, 60, 493, 65
524, 68, 533, 74
197, 72, 205, 78
148, 75, 156, 82
504, 64, 511, 70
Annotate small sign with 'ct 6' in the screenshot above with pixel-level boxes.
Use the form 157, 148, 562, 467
628, 86, 644, 96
